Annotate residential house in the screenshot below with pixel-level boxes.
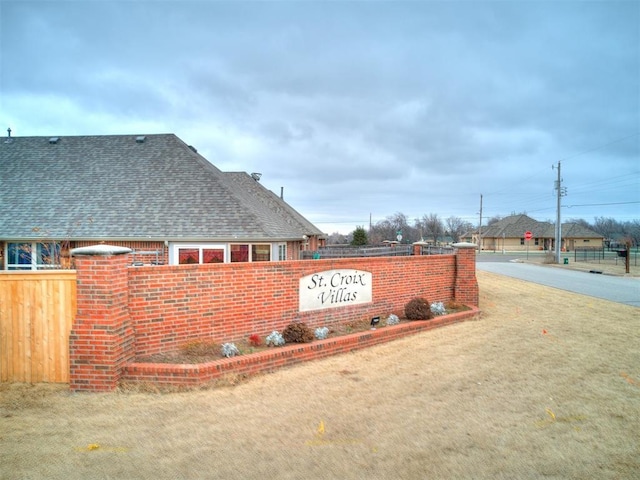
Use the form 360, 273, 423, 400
0, 133, 325, 269
467, 214, 604, 252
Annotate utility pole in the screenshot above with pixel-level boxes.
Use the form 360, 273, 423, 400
553, 162, 567, 264
478, 194, 483, 252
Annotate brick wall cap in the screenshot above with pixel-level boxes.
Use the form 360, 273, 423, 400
452, 242, 477, 249
71, 245, 132, 256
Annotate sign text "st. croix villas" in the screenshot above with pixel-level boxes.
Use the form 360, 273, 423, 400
299, 269, 373, 312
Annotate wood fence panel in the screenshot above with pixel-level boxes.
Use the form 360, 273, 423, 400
0, 271, 76, 383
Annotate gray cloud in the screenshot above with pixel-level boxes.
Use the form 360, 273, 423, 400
1, 0, 637, 232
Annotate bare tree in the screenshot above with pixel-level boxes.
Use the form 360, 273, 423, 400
369, 217, 394, 244
370, 212, 418, 244
566, 217, 593, 230
486, 215, 502, 226
421, 213, 444, 245
327, 232, 349, 245
593, 216, 620, 246
445, 216, 473, 243
621, 220, 640, 248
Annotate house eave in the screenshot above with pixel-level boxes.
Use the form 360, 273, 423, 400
0, 235, 323, 243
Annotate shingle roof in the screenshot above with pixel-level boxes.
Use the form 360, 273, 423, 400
0, 134, 324, 241
559, 222, 604, 239
480, 214, 602, 239
481, 214, 550, 238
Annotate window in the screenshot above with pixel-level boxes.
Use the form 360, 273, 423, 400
231, 244, 271, 262
174, 244, 225, 265
6, 242, 61, 270
278, 243, 287, 261
230, 244, 249, 262
169, 242, 276, 265
520, 238, 525, 245
178, 248, 199, 264
252, 244, 271, 262
203, 248, 224, 263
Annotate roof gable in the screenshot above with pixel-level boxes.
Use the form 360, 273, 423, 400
481, 215, 602, 239
0, 134, 323, 241
223, 172, 323, 238
482, 214, 550, 238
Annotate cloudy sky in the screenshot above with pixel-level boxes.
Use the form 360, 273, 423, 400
1, 1, 638, 234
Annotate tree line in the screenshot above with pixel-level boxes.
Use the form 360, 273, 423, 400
327, 213, 640, 247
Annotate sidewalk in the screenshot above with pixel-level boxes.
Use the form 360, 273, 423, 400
513, 252, 639, 277
482, 251, 640, 277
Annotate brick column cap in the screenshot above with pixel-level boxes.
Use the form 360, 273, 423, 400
71, 244, 132, 256
452, 242, 477, 249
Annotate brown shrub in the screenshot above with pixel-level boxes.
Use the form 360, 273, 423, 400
405, 297, 433, 320
283, 322, 315, 343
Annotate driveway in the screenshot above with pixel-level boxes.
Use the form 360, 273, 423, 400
477, 260, 640, 307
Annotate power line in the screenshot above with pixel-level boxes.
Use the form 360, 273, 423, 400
555, 132, 640, 164
565, 201, 640, 208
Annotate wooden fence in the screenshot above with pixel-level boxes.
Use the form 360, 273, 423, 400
0, 271, 76, 383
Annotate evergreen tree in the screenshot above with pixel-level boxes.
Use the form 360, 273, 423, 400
351, 226, 368, 246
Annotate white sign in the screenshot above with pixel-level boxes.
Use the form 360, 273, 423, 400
299, 269, 373, 312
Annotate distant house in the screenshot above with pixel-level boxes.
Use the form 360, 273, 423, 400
0, 133, 325, 269
465, 214, 604, 252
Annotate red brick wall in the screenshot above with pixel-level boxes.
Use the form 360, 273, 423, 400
454, 247, 479, 306
127, 255, 459, 356
70, 245, 478, 390
69, 253, 135, 391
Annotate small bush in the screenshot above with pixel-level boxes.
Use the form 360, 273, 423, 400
221, 343, 240, 358
314, 326, 330, 340
265, 331, 285, 347
248, 334, 262, 347
405, 297, 433, 320
386, 314, 400, 326
283, 322, 315, 343
430, 301, 446, 316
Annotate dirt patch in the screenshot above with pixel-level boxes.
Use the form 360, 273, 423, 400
137, 305, 469, 365
137, 317, 375, 364
1, 272, 638, 479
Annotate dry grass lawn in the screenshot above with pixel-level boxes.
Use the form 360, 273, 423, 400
1, 271, 639, 479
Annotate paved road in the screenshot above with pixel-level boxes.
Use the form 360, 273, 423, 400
476, 261, 640, 307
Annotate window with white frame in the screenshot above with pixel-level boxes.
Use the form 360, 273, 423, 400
5, 242, 61, 270
278, 243, 287, 261
169, 243, 276, 265
230, 244, 271, 262
171, 244, 225, 265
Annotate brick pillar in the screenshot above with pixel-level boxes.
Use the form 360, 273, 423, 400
412, 241, 427, 255
69, 245, 134, 392
453, 242, 479, 307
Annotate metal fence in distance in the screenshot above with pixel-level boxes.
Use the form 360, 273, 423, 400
301, 244, 455, 260
573, 246, 638, 266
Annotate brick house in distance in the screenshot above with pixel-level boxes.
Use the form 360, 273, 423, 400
0, 133, 325, 269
